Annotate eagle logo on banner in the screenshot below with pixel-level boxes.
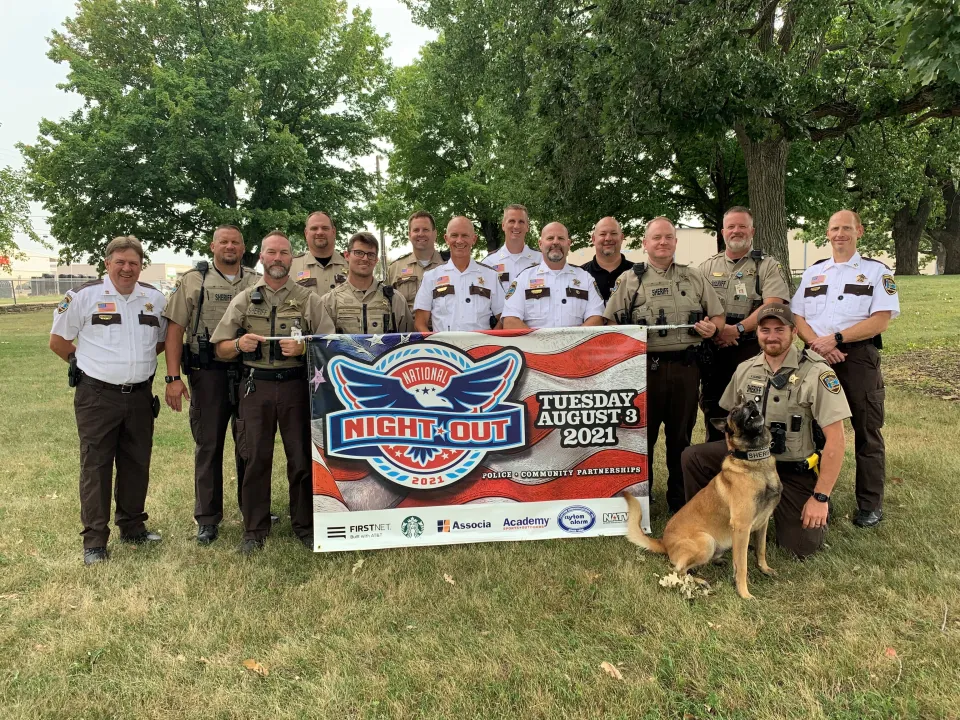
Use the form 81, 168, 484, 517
325, 344, 527, 488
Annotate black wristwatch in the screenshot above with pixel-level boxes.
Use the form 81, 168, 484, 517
812, 492, 830, 503
834, 331, 844, 345
736, 323, 745, 336
164, 375, 181, 384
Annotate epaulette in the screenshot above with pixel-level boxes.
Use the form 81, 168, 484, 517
477, 261, 496, 271
293, 251, 306, 258
801, 348, 827, 364
242, 265, 260, 275
515, 264, 538, 280
811, 258, 828, 266
861, 256, 891, 270
139, 282, 158, 290
75, 279, 104, 291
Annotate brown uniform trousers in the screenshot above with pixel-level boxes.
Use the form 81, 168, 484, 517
188, 366, 244, 525
682, 440, 825, 558
832, 342, 886, 511
235, 375, 312, 542
648, 353, 700, 513
75, 379, 154, 549
700, 336, 761, 443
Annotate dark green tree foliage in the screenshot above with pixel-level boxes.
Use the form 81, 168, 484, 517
21, 0, 388, 263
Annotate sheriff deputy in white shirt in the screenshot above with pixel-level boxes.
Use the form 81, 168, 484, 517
501, 222, 605, 329
414, 216, 504, 332
791, 209, 901, 529
481, 204, 542, 293
49, 235, 168, 566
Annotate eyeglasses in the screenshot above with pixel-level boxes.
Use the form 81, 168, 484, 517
350, 249, 378, 260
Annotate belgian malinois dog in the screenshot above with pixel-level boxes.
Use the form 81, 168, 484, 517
624, 396, 782, 599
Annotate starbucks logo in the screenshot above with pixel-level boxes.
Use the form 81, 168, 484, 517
401, 516, 424, 539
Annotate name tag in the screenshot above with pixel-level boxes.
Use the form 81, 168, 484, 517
92, 313, 122, 326
565, 287, 588, 300
214, 293, 233, 303
804, 285, 828, 297
711, 280, 727, 289
138, 313, 160, 327
650, 286, 670, 297
525, 287, 550, 300
842, 283, 873, 296
469, 285, 491, 299
433, 285, 455, 298
297, 277, 317, 287
498, 272, 510, 283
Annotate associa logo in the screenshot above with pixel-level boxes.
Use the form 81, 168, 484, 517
437, 519, 492, 532
325, 343, 526, 489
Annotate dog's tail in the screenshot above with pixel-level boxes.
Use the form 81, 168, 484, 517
622, 492, 667, 554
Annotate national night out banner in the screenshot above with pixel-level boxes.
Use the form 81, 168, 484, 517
307, 327, 650, 552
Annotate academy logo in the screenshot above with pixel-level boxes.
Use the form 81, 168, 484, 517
325, 343, 526, 488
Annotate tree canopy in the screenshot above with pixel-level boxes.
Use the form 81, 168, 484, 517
21, 0, 389, 264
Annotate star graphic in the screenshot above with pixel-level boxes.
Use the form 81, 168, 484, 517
311, 367, 325, 390
788, 374, 798, 385
441, 450, 451, 459
399, 333, 412, 344
434, 426, 447, 439
393, 448, 404, 458
368, 334, 386, 347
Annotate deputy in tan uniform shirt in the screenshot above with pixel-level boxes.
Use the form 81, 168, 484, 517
162, 224, 260, 545
211, 232, 335, 554
289, 210, 348, 296
387, 210, 445, 310
604, 216, 724, 513
698, 207, 791, 442
324, 232, 413, 334
682, 304, 851, 558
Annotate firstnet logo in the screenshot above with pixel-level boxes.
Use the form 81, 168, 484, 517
502, 517, 549, 530
437, 519, 492, 532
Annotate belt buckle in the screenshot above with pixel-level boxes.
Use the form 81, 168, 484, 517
120, 383, 133, 394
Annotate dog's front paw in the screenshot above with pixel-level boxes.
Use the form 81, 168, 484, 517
737, 590, 756, 600
759, 565, 777, 576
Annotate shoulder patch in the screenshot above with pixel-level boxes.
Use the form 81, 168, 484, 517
882, 274, 897, 295
56, 293, 73, 314
505, 280, 518, 299
819, 370, 841, 394
612, 275, 624, 293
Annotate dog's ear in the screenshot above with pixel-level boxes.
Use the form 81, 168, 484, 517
710, 417, 729, 435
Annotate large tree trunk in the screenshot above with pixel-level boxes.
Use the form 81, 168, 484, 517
735, 125, 791, 282
891, 197, 931, 276
933, 180, 960, 275
479, 217, 501, 255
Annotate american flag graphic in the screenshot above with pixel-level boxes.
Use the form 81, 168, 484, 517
307, 327, 649, 550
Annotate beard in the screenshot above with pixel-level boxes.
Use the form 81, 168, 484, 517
546, 247, 565, 262
725, 237, 751, 253
760, 338, 789, 357
267, 263, 290, 279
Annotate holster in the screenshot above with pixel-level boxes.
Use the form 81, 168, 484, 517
226, 364, 240, 406
68, 356, 81, 387
181, 346, 194, 377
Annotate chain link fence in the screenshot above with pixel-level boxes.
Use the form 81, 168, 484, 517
0, 275, 99, 306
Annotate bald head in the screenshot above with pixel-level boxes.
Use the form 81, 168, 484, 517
444, 215, 478, 264
826, 209, 863, 260
539, 222, 571, 268
592, 216, 623, 262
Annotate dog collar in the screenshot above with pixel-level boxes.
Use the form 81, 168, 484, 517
732, 448, 771, 461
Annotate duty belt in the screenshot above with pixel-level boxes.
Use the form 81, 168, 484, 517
648, 350, 693, 362
246, 366, 307, 382
190, 360, 238, 372
775, 459, 816, 474
837, 339, 874, 351
80, 374, 154, 394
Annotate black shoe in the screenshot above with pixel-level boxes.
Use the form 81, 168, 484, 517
853, 508, 883, 528
238, 538, 265, 555
299, 535, 314, 550
83, 547, 109, 565
120, 529, 162, 545
197, 524, 219, 545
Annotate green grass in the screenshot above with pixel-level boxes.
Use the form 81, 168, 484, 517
0, 294, 63, 306
1, 278, 959, 719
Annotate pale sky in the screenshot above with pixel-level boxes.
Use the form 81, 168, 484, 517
0, 0, 435, 263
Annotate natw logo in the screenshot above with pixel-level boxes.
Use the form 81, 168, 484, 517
325, 343, 526, 488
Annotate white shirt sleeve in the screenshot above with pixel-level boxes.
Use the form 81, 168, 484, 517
50, 290, 83, 340
491, 276, 505, 316
584, 277, 605, 320
413, 269, 435, 312
868, 267, 901, 318
790, 273, 810, 316
501, 280, 524, 320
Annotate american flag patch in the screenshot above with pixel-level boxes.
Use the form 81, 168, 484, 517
97, 302, 116, 312
530, 278, 545, 288
811, 275, 826, 285
496, 264, 505, 272
297, 270, 310, 279
437, 276, 450, 285
401, 267, 411, 275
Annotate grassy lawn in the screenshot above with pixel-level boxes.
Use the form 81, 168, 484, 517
0, 276, 958, 719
